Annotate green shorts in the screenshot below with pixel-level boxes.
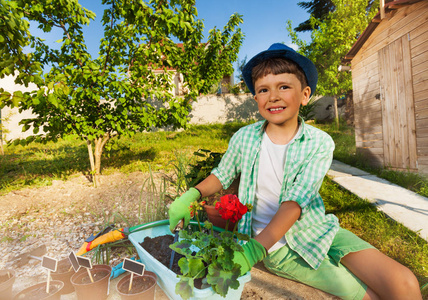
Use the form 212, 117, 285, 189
263, 228, 376, 300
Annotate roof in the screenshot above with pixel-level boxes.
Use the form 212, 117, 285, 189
343, 0, 424, 63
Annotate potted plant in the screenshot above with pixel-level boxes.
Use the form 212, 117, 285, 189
0, 269, 15, 300
170, 197, 251, 299
202, 193, 248, 231
70, 264, 112, 300
13, 280, 64, 300
50, 257, 75, 294
116, 270, 157, 300
128, 195, 252, 300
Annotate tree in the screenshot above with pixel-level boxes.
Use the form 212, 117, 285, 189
0, 0, 32, 80
287, 0, 378, 125
235, 55, 249, 93
0, 0, 244, 185
295, 0, 335, 32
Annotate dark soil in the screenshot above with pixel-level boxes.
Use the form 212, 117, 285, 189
140, 234, 208, 289
139, 235, 184, 274
15, 284, 61, 300
118, 276, 156, 294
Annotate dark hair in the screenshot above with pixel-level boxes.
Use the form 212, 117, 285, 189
251, 57, 308, 92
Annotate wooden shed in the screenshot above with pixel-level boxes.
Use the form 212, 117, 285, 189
343, 0, 428, 174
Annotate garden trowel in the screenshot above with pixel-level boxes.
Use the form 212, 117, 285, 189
169, 219, 184, 270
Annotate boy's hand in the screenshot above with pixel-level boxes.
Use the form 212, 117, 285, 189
233, 238, 267, 275
168, 187, 201, 232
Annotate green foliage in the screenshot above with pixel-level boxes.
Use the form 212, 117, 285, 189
299, 97, 317, 121
295, 0, 336, 32
207, 263, 241, 296
185, 149, 224, 187
287, 0, 379, 97
0, 0, 32, 80
228, 83, 241, 95
2, 0, 244, 177
170, 222, 249, 299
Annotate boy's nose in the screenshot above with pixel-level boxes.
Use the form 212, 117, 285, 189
269, 91, 280, 102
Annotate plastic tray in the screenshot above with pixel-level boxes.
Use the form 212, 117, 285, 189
128, 220, 251, 300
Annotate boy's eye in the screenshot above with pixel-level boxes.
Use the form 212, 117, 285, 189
257, 88, 268, 93
280, 85, 289, 90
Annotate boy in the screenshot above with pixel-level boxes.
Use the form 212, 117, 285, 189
168, 43, 422, 300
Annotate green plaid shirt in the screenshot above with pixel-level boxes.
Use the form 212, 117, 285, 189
212, 119, 339, 270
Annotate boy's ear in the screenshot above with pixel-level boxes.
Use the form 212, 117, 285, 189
301, 86, 311, 106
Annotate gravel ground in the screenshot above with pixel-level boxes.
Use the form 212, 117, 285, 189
0, 171, 164, 279
1, 171, 342, 299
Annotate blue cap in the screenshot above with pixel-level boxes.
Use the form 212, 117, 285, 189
242, 43, 318, 96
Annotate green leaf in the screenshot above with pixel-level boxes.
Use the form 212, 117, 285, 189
207, 263, 241, 297
178, 257, 205, 278
175, 277, 194, 300
48, 94, 58, 108
22, 124, 31, 132
170, 239, 193, 256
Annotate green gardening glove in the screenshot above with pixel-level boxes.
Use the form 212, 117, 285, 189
233, 238, 267, 276
168, 187, 201, 232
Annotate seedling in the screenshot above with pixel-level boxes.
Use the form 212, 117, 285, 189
122, 258, 146, 291
41, 256, 57, 293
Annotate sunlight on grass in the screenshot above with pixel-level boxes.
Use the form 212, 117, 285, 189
321, 177, 428, 286
0, 123, 244, 195
314, 121, 428, 197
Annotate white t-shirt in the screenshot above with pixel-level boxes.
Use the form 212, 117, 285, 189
252, 126, 301, 253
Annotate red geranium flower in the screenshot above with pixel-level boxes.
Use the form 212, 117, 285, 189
215, 194, 248, 223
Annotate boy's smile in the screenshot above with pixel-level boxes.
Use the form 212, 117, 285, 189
254, 72, 310, 135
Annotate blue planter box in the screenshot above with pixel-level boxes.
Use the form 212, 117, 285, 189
129, 220, 251, 300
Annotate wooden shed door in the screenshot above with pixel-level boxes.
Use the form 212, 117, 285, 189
378, 34, 417, 170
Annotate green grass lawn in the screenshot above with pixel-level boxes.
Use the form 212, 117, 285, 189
0, 122, 244, 195
1, 121, 427, 290
317, 121, 428, 198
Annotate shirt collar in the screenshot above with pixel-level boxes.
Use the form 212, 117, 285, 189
259, 116, 309, 140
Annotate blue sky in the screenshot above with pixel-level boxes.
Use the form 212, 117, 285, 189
30, 0, 312, 80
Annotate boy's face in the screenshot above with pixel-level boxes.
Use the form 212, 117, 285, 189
254, 72, 310, 130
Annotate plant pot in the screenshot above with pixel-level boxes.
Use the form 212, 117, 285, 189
70, 264, 112, 300
116, 271, 157, 300
13, 280, 64, 300
0, 269, 15, 300
204, 205, 236, 231
50, 257, 75, 294
128, 219, 251, 300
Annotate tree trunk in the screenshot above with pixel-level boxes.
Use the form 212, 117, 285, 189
86, 133, 111, 187
0, 110, 3, 155
86, 138, 97, 187
334, 95, 339, 129
94, 138, 103, 187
